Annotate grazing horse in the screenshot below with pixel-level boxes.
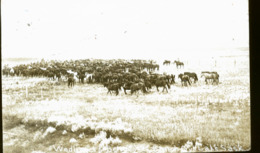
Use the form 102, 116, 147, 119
174, 60, 184, 69
184, 72, 198, 83
201, 72, 219, 85
68, 76, 76, 87
155, 79, 170, 92
163, 60, 171, 66
104, 83, 122, 96
178, 74, 191, 87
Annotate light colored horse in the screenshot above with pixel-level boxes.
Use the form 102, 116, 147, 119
201, 72, 219, 85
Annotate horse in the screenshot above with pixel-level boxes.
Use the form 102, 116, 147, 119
47, 71, 55, 80
170, 74, 175, 84
68, 76, 76, 87
174, 60, 184, 69
163, 60, 171, 66
155, 79, 170, 92
184, 72, 198, 83
55, 72, 61, 81
77, 73, 86, 84
144, 80, 152, 92
130, 82, 146, 95
122, 81, 133, 94
104, 82, 122, 96
164, 74, 175, 84
201, 72, 219, 85
178, 74, 191, 87
86, 73, 93, 83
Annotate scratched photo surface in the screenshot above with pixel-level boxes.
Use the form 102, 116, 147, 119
2, 0, 250, 152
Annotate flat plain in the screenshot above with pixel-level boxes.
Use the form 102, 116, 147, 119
2, 51, 250, 153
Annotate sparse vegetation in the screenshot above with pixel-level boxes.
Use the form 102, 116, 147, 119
2, 55, 250, 152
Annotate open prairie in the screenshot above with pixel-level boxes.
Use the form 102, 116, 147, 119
2, 51, 250, 153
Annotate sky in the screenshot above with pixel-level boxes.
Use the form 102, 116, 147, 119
2, 0, 249, 60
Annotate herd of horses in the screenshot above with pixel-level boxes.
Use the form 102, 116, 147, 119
2, 59, 219, 95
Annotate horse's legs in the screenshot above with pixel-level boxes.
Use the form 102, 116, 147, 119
164, 86, 168, 93
156, 86, 159, 92
188, 79, 191, 85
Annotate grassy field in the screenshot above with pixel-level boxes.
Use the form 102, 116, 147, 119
2, 54, 250, 152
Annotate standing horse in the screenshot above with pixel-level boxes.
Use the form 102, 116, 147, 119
155, 79, 170, 92
174, 60, 184, 69
170, 74, 175, 84
178, 74, 191, 87
86, 73, 93, 83
104, 82, 122, 96
68, 76, 76, 87
184, 72, 198, 83
163, 60, 171, 66
201, 72, 219, 85
122, 81, 133, 95
130, 82, 146, 95
77, 73, 86, 84
144, 80, 152, 92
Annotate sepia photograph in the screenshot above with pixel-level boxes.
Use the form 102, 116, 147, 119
2, 0, 250, 152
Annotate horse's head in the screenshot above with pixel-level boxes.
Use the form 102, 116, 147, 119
178, 74, 183, 79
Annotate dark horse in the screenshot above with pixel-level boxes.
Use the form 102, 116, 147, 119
104, 82, 122, 96
155, 79, 170, 92
122, 81, 133, 95
174, 60, 184, 69
178, 74, 191, 87
165, 74, 175, 84
163, 60, 171, 65
144, 80, 152, 92
68, 76, 76, 87
184, 72, 198, 83
77, 73, 86, 84
130, 82, 146, 95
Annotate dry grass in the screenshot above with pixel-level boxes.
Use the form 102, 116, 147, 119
2, 56, 250, 152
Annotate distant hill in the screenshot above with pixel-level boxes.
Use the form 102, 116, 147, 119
2, 57, 39, 62
2, 57, 40, 68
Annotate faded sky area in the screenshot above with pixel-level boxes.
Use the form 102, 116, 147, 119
2, 0, 249, 60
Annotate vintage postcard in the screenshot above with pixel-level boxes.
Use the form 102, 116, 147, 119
2, 0, 250, 152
